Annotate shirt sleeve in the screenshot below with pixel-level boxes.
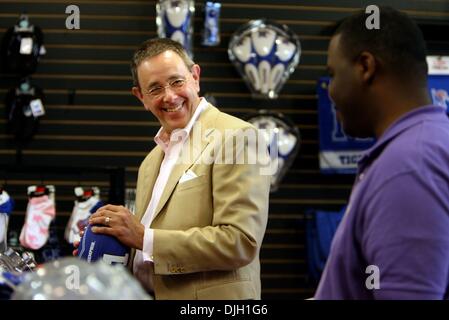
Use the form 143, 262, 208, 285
142, 228, 154, 262
362, 171, 449, 299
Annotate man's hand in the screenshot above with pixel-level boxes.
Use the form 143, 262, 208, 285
72, 229, 84, 256
88, 204, 145, 250
72, 240, 80, 256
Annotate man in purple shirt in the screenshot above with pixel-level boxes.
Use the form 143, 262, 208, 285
315, 7, 449, 299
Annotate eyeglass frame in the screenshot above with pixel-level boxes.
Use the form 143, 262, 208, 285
142, 77, 188, 99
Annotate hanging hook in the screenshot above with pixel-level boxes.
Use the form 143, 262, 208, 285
78, 170, 83, 187
1, 170, 7, 193
3, 175, 8, 192
40, 172, 44, 188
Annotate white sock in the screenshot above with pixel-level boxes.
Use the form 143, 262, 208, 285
65, 196, 100, 244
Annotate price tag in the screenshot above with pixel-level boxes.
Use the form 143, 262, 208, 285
30, 99, 45, 117
427, 56, 449, 75
20, 37, 33, 55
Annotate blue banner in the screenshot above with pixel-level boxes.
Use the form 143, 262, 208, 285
428, 75, 449, 112
318, 75, 449, 174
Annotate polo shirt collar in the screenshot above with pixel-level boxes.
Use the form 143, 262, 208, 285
359, 105, 445, 170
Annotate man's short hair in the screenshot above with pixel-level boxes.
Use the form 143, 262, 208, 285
334, 6, 428, 83
131, 38, 195, 87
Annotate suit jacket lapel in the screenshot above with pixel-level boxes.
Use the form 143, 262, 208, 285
137, 147, 164, 222
151, 105, 218, 221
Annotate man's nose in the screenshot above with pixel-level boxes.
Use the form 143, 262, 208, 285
162, 86, 178, 103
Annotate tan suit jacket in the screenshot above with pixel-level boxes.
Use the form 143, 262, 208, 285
130, 105, 270, 299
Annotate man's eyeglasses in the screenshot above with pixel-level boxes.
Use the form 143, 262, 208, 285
143, 78, 187, 98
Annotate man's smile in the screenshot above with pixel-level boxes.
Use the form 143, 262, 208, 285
163, 103, 183, 113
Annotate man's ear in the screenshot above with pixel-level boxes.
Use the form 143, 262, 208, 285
191, 64, 201, 92
357, 51, 377, 84
132, 86, 144, 103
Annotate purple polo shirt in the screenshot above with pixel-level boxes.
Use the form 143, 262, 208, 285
315, 105, 449, 299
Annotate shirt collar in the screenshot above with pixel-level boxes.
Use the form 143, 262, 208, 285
358, 105, 445, 171
154, 97, 209, 152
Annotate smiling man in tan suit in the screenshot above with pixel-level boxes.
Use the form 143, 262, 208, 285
87, 38, 271, 299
